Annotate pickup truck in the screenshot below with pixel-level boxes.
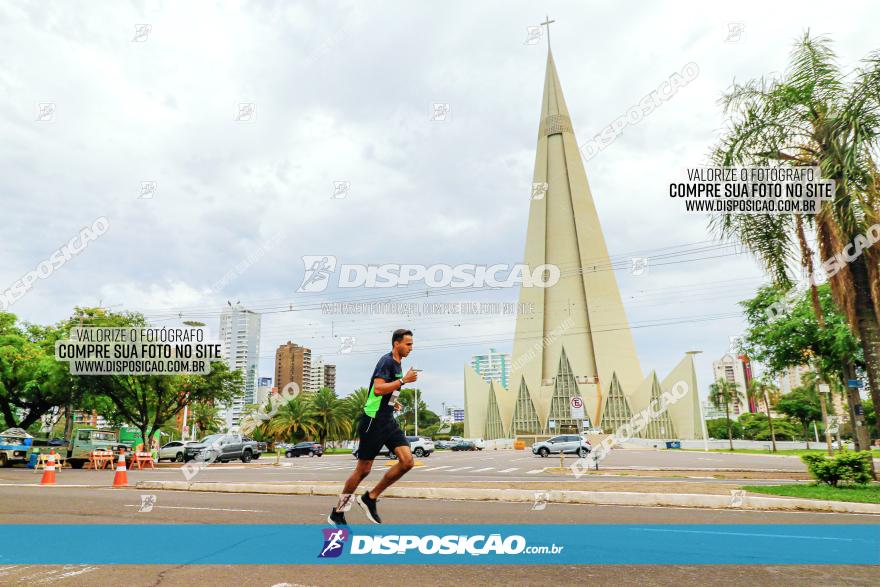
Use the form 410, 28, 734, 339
0, 428, 32, 467
183, 433, 262, 463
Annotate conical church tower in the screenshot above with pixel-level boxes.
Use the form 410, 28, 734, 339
507, 42, 644, 434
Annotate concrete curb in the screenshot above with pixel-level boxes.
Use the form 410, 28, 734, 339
135, 480, 880, 515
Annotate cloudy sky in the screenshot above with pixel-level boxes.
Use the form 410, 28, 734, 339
2, 0, 877, 414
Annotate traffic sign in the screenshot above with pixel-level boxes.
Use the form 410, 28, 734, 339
848, 379, 863, 389
569, 396, 585, 419
818, 383, 831, 394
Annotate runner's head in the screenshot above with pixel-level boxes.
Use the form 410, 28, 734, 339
392, 328, 413, 357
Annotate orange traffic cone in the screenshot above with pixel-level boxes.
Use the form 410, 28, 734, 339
40, 449, 57, 485
112, 448, 128, 488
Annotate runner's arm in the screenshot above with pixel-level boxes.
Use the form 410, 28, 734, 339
372, 377, 402, 396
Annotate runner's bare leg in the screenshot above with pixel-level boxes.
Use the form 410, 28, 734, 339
368, 445, 414, 499
336, 459, 373, 511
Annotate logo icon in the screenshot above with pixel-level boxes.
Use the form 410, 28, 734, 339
430, 102, 451, 122
138, 494, 157, 512
319, 527, 349, 558
234, 102, 256, 122
725, 23, 745, 43
524, 26, 543, 45
338, 336, 356, 354
36, 102, 56, 122
531, 182, 548, 200
729, 489, 745, 508
531, 491, 550, 511
298, 255, 337, 292
139, 181, 158, 200
331, 181, 351, 199
132, 24, 152, 42
630, 257, 648, 276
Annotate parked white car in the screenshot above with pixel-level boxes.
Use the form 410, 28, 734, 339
467, 438, 485, 450
158, 440, 198, 462
407, 436, 435, 457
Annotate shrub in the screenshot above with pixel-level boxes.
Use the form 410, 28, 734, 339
801, 451, 874, 487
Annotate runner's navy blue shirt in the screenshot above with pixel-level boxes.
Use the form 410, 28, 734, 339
363, 352, 402, 419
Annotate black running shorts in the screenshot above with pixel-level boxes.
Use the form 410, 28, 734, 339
356, 414, 409, 461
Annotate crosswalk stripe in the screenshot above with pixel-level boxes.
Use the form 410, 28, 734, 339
526, 469, 544, 475
471, 467, 495, 472
498, 468, 519, 473
447, 466, 473, 472
423, 465, 453, 471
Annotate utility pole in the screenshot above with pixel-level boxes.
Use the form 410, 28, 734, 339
415, 388, 419, 437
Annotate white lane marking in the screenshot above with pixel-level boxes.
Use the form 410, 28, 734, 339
22, 566, 99, 585
498, 468, 519, 473
124, 505, 266, 512
423, 465, 453, 471
447, 466, 474, 472
471, 467, 495, 472
526, 469, 545, 475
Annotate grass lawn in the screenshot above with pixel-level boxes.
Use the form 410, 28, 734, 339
743, 483, 880, 504
683, 448, 840, 457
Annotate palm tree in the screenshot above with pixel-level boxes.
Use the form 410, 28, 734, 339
268, 396, 316, 443
711, 32, 880, 414
342, 387, 371, 438
747, 377, 780, 452
189, 402, 224, 438
307, 387, 351, 446
710, 379, 741, 451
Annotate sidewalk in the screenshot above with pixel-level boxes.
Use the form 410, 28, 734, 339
136, 479, 880, 515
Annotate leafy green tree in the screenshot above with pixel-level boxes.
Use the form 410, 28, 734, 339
710, 379, 741, 450
711, 32, 880, 414
0, 313, 73, 429
776, 385, 823, 447
707, 418, 742, 440
64, 308, 243, 448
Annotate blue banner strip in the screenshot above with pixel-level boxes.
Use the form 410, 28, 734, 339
1, 525, 877, 565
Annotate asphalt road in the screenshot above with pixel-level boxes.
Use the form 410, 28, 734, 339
0, 449, 819, 488
0, 481, 877, 586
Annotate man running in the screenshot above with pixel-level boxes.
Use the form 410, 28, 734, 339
328, 329, 418, 525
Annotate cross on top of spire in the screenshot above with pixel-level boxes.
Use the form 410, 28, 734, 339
540, 15, 556, 49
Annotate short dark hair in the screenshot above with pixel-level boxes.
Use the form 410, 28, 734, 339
392, 329, 413, 345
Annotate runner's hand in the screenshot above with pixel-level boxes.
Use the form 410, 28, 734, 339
393, 401, 403, 412
402, 368, 418, 384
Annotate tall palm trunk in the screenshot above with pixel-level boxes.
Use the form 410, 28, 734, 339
849, 256, 880, 414
763, 391, 777, 453
724, 402, 733, 451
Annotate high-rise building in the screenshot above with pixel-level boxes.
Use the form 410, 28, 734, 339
711, 353, 751, 417
218, 302, 261, 429
276, 341, 311, 394
307, 356, 327, 392
470, 348, 510, 390
777, 365, 811, 395
323, 363, 336, 392
463, 36, 702, 440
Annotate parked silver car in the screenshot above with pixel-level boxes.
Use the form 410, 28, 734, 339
531, 435, 591, 457
158, 440, 198, 462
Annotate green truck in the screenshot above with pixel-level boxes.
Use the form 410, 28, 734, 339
65, 428, 135, 468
